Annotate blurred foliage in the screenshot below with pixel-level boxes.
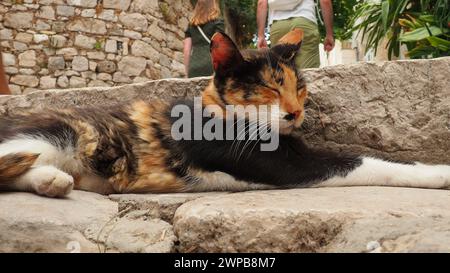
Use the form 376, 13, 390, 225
318, 0, 361, 41
220, 0, 258, 47
348, 0, 450, 59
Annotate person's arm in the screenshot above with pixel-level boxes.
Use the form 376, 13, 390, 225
320, 0, 335, 52
257, 0, 268, 48
0, 53, 11, 95
183, 37, 192, 77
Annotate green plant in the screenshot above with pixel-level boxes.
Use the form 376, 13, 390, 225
94, 40, 103, 50
160, 2, 177, 24
348, 0, 450, 59
318, 0, 361, 41
220, 0, 257, 47
399, 13, 450, 58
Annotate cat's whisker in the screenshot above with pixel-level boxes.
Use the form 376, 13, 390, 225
230, 119, 257, 158
235, 120, 259, 154
236, 118, 272, 162
234, 119, 260, 156
247, 122, 269, 157
248, 124, 271, 158
244, 121, 273, 160
236, 123, 261, 162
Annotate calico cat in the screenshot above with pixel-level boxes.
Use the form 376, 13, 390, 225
0, 29, 449, 198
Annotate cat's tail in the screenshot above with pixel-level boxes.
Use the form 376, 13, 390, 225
0, 153, 39, 184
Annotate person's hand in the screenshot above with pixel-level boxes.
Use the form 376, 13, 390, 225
257, 35, 268, 49
324, 34, 335, 52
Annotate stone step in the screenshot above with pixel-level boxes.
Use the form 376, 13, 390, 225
173, 187, 450, 253
2, 187, 450, 253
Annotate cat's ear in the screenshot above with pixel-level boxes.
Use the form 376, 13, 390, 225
270, 28, 304, 62
210, 32, 244, 76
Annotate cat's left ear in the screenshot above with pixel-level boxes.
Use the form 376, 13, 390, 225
270, 28, 304, 62
210, 32, 244, 76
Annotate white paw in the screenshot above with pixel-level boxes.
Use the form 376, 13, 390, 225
32, 167, 74, 197
416, 163, 450, 189
431, 165, 450, 189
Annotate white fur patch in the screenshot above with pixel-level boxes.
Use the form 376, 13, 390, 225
317, 157, 450, 189
10, 165, 74, 197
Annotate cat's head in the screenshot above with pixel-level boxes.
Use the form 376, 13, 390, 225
202, 29, 307, 135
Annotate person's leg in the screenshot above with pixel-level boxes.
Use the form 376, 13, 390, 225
270, 17, 320, 69
270, 19, 292, 48
291, 17, 320, 69
0, 52, 11, 95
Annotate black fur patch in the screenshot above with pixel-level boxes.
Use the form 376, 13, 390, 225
0, 116, 77, 149
85, 108, 139, 179
165, 101, 363, 187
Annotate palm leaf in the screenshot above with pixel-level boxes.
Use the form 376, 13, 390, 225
399, 26, 447, 42
406, 45, 436, 58
381, 1, 390, 32
426, 36, 450, 51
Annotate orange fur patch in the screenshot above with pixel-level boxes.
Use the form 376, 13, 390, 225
72, 121, 99, 158
123, 100, 186, 193
202, 82, 225, 107
0, 153, 39, 183
278, 28, 304, 45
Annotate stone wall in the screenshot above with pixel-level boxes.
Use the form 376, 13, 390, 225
0, 0, 192, 95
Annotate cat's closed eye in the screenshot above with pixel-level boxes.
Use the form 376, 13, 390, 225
262, 84, 280, 95
258, 78, 280, 94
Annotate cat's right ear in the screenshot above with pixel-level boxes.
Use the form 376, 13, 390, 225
210, 32, 244, 76
270, 28, 304, 62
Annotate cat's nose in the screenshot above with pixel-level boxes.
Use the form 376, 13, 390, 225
284, 111, 301, 121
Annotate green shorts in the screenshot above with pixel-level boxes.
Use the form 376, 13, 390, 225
270, 17, 320, 69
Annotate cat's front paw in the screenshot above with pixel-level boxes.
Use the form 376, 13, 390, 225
434, 165, 450, 189
417, 163, 450, 189
32, 167, 74, 197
